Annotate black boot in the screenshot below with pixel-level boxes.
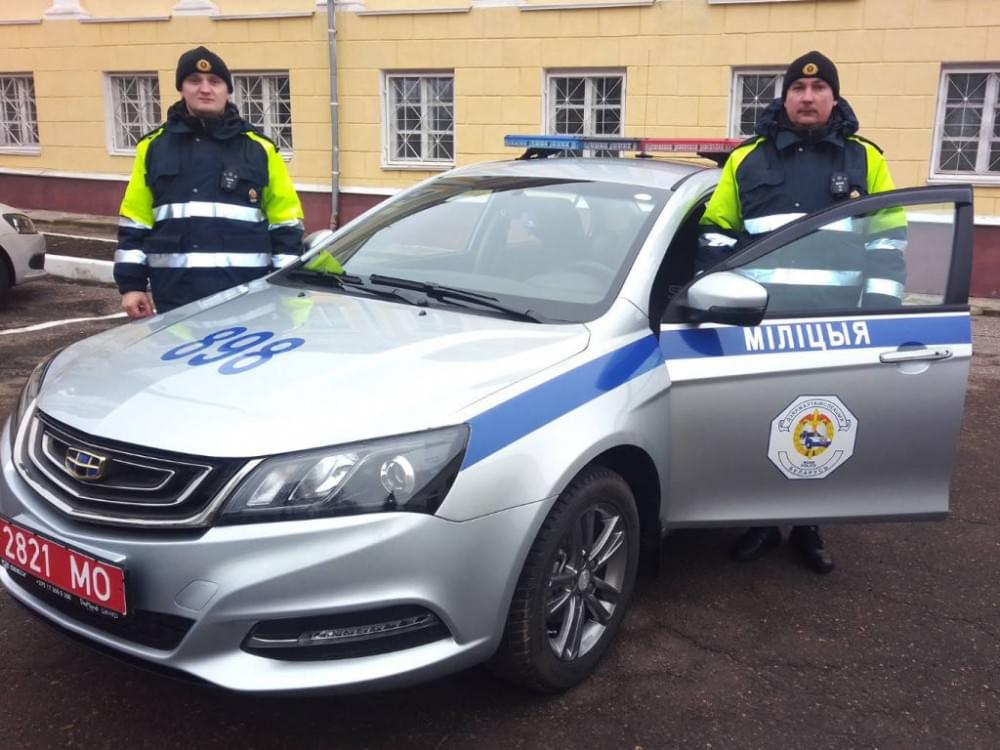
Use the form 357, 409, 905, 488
789, 525, 834, 574
731, 526, 781, 562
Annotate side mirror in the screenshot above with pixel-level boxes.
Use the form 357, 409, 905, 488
677, 271, 768, 326
304, 229, 336, 252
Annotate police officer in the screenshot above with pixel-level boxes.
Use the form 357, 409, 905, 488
115, 46, 305, 318
697, 51, 907, 574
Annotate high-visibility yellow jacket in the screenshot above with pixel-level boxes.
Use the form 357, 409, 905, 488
115, 100, 304, 312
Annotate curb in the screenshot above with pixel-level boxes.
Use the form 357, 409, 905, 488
46, 255, 114, 285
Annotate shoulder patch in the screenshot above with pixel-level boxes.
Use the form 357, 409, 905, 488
849, 134, 883, 154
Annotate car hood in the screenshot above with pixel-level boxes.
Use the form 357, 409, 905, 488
37, 283, 590, 457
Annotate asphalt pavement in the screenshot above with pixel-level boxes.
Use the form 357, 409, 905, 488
0, 276, 997, 749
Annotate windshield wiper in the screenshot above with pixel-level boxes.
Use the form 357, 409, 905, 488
367, 274, 541, 322
287, 268, 363, 287
285, 269, 425, 307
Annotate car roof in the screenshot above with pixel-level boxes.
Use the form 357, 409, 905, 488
446, 156, 714, 192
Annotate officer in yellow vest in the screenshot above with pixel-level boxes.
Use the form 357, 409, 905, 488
698, 51, 907, 574
115, 46, 305, 318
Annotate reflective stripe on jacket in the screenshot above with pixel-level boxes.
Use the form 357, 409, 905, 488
114, 101, 304, 312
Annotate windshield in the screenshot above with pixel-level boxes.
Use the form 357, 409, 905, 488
275, 175, 668, 323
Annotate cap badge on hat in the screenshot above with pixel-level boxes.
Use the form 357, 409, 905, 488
802, 62, 819, 76
196, 58, 212, 73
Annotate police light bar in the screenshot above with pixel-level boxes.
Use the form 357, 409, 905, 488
504, 134, 743, 165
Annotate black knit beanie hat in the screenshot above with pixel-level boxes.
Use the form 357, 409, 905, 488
175, 46, 233, 93
782, 50, 839, 99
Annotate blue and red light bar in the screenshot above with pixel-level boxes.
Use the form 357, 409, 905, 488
504, 134, 743, 164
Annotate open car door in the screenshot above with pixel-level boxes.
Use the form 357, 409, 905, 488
659, 185, 974, 526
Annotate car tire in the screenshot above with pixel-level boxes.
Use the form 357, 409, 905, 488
489, 466, 640, 693
0, 256, 11, 307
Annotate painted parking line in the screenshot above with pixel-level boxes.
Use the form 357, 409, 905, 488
0, 312, 126, 336
41, 231, 116, 242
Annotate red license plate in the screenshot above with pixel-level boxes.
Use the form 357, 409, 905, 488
0, 517, 127, 616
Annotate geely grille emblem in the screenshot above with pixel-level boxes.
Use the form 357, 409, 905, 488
64, 448, 107, 481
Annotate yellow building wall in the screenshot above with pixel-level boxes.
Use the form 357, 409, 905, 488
334, 0, 1000, 206
0, 10, 331, 183
83, 0, 177, 16
0, 1, 52, 22
2, 0, 1000, 210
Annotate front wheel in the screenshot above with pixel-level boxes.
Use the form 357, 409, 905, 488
0, 259, 10, 308
489, 466, 640, 692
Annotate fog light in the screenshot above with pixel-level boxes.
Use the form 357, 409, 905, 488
299, 613, 436, 646
242, 605, 450, 661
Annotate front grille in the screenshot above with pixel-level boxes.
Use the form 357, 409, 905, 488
19, 412, 249, 528
28, 252, 45, 270
6, 568, 195, 651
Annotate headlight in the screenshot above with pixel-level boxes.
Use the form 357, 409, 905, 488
3, 213, 37, 234
8, 350, 61, 452
219, 425, 469, 524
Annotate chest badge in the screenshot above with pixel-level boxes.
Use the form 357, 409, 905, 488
248, 188, 258, 203
849, 189, 861, 199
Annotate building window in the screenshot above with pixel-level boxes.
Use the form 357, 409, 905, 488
932, 69, 1000, 180
0, 75, 39, 152
383, 73, 454, 167
233, 72, 293, 153
546, 72, 624, 141
731, 70, 782, 138
107, 74, 161, 154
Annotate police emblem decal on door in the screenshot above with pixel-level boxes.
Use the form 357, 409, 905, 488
768, 396, 858, 479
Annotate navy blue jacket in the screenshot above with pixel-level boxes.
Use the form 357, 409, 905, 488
115, 101, 304, 312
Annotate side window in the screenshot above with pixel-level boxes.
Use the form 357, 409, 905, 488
734, 200, 956, 316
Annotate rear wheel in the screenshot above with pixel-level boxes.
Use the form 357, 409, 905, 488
489, 466, 640, 692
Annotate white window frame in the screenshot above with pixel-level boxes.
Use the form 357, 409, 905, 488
729, 68, 782, 139
232, 71, 293, 157
930, 66, 1000, 186
543, 69, 626, 147
380, 71, 455, 170
104, 73, 161, 156
0, 74, 40, 154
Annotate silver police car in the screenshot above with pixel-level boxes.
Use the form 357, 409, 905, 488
0, 135, 974, 693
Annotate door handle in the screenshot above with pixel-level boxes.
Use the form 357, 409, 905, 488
879, 348, 953, 364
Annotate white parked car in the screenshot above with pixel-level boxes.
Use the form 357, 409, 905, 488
0, 203, 46, 306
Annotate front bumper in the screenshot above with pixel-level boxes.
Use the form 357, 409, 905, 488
0, 419, 549, 694
5, 232, 46, 284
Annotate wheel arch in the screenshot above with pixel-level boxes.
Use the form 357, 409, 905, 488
0, 243, 13, 282
588, 444, 662, 570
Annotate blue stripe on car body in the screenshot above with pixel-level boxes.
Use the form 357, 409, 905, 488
461, 314, 971, 468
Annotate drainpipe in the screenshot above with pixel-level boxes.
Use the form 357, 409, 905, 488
326, 0, 340, 229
